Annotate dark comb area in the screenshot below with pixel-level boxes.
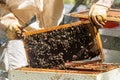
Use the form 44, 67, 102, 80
24, 23, 101, 69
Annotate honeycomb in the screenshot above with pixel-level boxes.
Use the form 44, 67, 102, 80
24, 22, 101, 69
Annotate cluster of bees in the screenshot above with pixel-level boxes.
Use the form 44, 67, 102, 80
24, 23, 100, 69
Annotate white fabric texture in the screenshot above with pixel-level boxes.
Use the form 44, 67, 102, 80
0, 40, 28, 71
35, 0, 64, 28
0, 0, 63, 73
96, 0, 114, 8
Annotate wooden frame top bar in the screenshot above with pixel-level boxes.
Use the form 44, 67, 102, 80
70, 9, 120, 22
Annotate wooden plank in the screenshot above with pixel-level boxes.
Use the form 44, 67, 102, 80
70, 10, 120, 22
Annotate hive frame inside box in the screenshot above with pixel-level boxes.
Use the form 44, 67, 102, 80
23, 20, 104, 68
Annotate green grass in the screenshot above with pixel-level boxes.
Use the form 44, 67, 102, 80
63, 0, 75, 4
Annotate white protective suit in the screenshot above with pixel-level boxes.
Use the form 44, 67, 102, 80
0, 0, 63, 79
96, 0, 114, 7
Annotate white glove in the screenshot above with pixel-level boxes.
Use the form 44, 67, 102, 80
5, 24, 22, 40
89, 4, 109, 28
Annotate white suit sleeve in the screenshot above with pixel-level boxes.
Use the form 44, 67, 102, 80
1, 13, 20, 30
0, 4, 20, 32
96, 0, 114, 8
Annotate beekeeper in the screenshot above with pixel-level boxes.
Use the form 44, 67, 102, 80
0, 0, 63, 79
89, 0, 114, 28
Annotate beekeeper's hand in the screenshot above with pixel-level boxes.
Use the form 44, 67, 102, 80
6, 24, 23, 40
89, 4, 109, 28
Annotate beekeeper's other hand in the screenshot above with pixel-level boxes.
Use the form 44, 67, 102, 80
6, 24, 22, 40
89, 4, 109, 28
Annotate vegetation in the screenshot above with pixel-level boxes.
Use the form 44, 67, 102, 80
63, 0, 75, 4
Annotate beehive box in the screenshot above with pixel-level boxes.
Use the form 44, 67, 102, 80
23, 20, 104, 69
9, 63, 120, 80
8, 10, 120, 80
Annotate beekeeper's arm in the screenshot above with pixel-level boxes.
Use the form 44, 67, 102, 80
0, 0, 38, 40
89, 0, 114, 28
0, 5, 21, 40
0, 4, 26, 72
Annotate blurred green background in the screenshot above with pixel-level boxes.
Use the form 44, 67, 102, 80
63, 0, 75, 4
63, 0, 91, 4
